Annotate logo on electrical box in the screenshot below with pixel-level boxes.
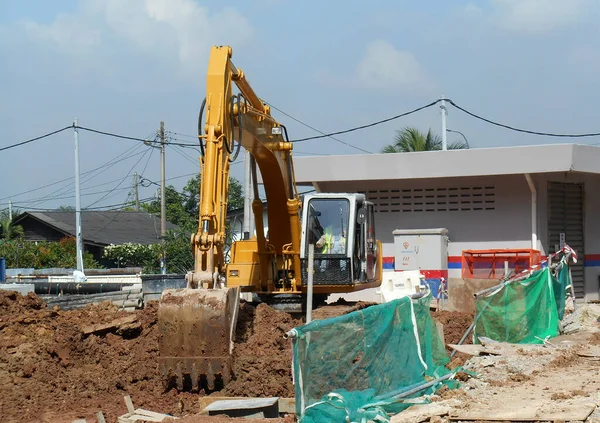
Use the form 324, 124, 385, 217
403, 242, 409, 249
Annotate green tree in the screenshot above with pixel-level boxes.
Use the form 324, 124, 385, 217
0, 212, 24, 240
142, 174, 244, 232
129, 173, 244, 273
381, 127, 469, 153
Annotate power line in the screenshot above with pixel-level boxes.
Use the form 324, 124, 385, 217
5, 145, 147, 208
83, 196, 155, 211
166, 130, 197, 140
290, 100, 441, 142
4, 186, 133, 206
0, 143, 145, 203
446, 99, 600, 138
170, 144, 199, 166
85, 148, 151, 208
267, 103, 372, 153
0, 126, 71, 152
77, 126, 197, 147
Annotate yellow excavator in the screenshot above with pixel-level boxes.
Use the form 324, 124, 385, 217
158, 45, 383, 392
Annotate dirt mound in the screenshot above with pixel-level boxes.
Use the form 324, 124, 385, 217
431, 310, 473, 348
0, 291, 198, 423
311, 299, 377, 320
221, 302, 300, 398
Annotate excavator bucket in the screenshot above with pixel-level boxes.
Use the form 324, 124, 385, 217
157, 287, 240, 392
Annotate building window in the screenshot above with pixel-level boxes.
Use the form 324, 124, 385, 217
362, 186, 495, 213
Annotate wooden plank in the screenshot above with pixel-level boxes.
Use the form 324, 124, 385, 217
96, 412, 107, 423
72, 420, 87, 423
204, 397, 279, 412
450, 402, 596, 421
447, 344, 486, 356
124, 395, 135, 414
203, 398, 279, 419
82, 315, 138, 335
133, 408, 172, 419
199, 396, 296, 414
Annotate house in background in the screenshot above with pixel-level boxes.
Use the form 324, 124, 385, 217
13, 211, 178, 264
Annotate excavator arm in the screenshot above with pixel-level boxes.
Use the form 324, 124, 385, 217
188, 45, 303, 292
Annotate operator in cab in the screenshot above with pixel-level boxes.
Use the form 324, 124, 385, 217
315, 225, 347, 272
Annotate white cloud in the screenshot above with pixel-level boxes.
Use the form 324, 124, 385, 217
489, 0, 596, 33
356, 40, 433, 92
17, 0, 254, 80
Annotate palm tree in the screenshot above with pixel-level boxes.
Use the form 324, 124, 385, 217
0, 217, 24, 240
381, 127, 469, 153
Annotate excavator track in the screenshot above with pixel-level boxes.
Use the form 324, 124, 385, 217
157, 287, 240, 392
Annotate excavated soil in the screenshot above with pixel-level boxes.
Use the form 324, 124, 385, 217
430, 310, 473, 346
0, 291, 199, 423
1, 291, 473, 423
0, 292, 303, 422
219, 302, 300, 398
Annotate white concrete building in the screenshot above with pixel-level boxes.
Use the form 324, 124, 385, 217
292, 143, 600, 310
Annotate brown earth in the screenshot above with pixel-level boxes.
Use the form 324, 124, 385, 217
0, 292, 324, 422
219, 302, 300, 398
0, 291, 199, 423
1, 291, 469, 423
430, 310, 473, 347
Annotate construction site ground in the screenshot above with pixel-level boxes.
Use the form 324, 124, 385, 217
1, 291, 599, 423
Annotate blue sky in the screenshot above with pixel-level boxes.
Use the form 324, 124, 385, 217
1, 0, 599, 211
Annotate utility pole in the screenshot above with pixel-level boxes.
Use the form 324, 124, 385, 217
133, 172, 140, 211
160, 121, 166, 274
440, 95, 448, 151
73, 118, 85, 278
8, 200, 12, 221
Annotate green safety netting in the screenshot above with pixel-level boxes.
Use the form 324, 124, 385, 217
474, 260, 571, 344
289, 294, 456, 423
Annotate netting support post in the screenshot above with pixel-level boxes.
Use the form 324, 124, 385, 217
525, 173, 537, 250
306, 243, 314, 324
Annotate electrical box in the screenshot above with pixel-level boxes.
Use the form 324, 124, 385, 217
392, 228, 449, 297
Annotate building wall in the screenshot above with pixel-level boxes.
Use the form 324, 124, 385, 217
316, 172, 600, 308
19, 217, 66, 242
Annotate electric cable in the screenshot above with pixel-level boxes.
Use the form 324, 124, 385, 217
0, 126, 71, 152
11, 145, 147, 208
86, 148, 151, 208
290, 100, 441, 142
268, 103, 372, 153
446, 99, 600, 138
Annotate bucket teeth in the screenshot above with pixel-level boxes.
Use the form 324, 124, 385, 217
157, 288, 240, 392
207, 361, 215, 391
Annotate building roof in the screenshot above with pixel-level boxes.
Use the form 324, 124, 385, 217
291, 144, 600, 185
14, 211, 177, 246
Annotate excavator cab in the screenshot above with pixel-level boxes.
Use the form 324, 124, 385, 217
300, 193, 379, 286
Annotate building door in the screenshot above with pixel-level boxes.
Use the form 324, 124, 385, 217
547, 182, 585, 298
